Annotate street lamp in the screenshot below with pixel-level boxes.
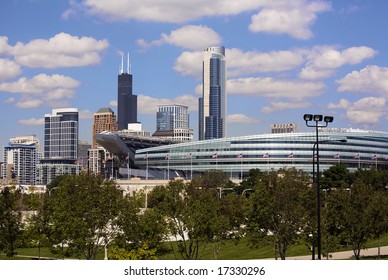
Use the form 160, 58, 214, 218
311, 138, 346, 260
303, 114, 333, 260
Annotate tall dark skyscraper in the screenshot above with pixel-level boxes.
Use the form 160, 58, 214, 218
118, 54, 137, 130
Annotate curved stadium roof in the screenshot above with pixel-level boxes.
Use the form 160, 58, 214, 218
134, 128, 388, 179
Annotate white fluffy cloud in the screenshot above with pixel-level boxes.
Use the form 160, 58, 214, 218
300, 46, 377, 80
249, 1, 331, 39
228, 114, 260, 124
227, 77, 325, 100
328, 98, 349, 109
227, 48, 305, 77
138, 25, 222, 51
16, 99, 44, 109
174, 51, 203, 77
18, 118, 45, 126
337, 65, 388, 96
0, 74, 79, 94
2, 33, 108, 69
138, 94, 198, 114
0, 74, 80, 109
0, 58, 22, 81
347, 97, 386, 125
71, 0, 266, 23
327, 97, 386, 126
67, 0, 328, 40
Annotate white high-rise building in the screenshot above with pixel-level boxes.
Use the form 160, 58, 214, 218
9, 135, 42, 162
2, 142, 37, 185
199, 47, 226, 140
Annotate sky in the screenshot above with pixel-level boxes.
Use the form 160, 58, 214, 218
1, 0, 388, 152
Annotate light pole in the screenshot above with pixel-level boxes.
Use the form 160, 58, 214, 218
217, 187, 233, 199
311, 138, 346, 259
303, 114, 333, 260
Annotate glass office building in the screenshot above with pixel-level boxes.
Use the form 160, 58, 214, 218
199, 47, 226, 140
44, 108, 79, 160
135, 128, 388, 179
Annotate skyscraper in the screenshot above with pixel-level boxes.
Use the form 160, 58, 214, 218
38, 108, 81, 185
199, 46, 226, 140
156, 105, 189, 131
92, 107, 118, 148
153, 104, 193, 142
44, 108, 79, 160
117, 54, 137, 130
2, 142, 37, 185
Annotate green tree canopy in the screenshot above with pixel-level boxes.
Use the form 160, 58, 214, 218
0, 188, 23, 257
47, 173, 123, 260
246, 168, 311, 260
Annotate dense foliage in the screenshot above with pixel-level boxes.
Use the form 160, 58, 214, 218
1, 166, 388, 260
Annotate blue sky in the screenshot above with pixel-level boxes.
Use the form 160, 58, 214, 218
1, 0, 388, 152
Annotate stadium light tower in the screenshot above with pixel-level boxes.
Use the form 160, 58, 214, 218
303, 114, 333, 260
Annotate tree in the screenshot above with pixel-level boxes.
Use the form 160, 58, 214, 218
150, 171, 243, 260
47, 173, 123, 259
325, 179, 375, 259
367, 190, 388, 258
321, 163, 351, 190
23, 189, 49, 259
0, 188, 23, 257
150, 179, 206, 260
246, 168, 310, 260
113, 191, 168, 258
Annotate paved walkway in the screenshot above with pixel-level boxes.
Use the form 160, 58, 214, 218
285, 246, 388, 260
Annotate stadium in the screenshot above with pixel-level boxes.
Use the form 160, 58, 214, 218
96, 128, 388, 180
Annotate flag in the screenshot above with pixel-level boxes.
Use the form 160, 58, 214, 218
288, 152, 294, 158
126, 155, 129, 160
165, 153, 170, 160
212, 153, 218, 159
262, 153, 269, 158
144, 154, 148, 160
312, 153, 317, 158
334, 153, 340, 159
237, 153, 243, 158
187, 152, 192, 159
354, 153, 360, 159
372, 154, 377, 160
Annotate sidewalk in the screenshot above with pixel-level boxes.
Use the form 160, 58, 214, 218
286, 246, 388, 260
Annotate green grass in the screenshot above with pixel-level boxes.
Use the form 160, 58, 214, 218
2, 233, 388, 260
160, 238, 313, 260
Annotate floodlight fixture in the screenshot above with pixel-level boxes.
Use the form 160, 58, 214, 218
304, 114, 313, 121
324, 116, 334, 123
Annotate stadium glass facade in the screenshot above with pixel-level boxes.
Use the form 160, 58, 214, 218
134, 128, 388, 179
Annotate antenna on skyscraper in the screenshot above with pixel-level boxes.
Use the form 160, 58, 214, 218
127, 52, 132, 74
120, 54, 124, 74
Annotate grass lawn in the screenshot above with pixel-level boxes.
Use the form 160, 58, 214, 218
2, 233, 388, 260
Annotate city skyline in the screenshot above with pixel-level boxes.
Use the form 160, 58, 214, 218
1, 1, 388, 150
